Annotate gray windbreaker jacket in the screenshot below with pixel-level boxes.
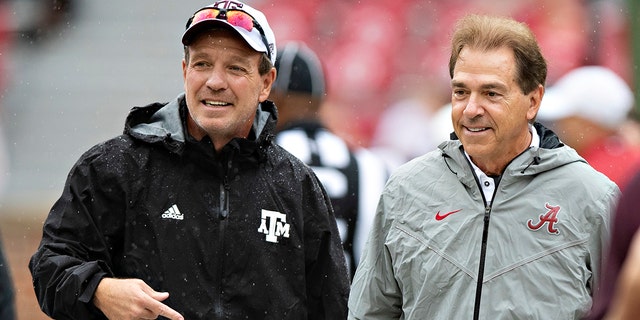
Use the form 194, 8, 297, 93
348, 123, 618, 319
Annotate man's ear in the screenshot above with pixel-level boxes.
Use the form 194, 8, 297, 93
528, 84, 544, 121
259, 67, 276, 102
182, 59, 187, 81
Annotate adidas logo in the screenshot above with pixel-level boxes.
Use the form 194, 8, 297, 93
161, 204, 184, 220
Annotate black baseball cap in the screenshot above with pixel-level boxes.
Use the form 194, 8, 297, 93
273, 41, 325, 98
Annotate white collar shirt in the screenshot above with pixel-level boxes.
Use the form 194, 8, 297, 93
466, 124, 540, 205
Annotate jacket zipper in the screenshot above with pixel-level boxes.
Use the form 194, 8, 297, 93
214, 162, 231, 318
220, 176, 230, 219
463, 145, 535, 318
473, 204, 492, 320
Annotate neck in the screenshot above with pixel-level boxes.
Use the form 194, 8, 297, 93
186, 116, 249, 153
471, 157, 506, 176
470, 129, 533, 176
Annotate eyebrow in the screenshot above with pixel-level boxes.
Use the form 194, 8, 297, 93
228, 54, 253, 66
451, 80, 466, 88
481, 83, 507, 91
451, 80, 507, 91
189, 51, 254, 66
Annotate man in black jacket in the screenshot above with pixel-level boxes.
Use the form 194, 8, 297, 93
29, 1, 349, 319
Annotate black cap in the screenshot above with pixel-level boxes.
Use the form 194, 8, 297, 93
273, 42, 325, 98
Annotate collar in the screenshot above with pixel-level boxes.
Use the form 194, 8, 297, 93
466, 123, 540, 204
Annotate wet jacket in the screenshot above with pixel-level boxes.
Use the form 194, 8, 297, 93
348, 123, 618, 319
29, 94, 350, 319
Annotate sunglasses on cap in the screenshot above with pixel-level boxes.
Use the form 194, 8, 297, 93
185, 8, 271, 59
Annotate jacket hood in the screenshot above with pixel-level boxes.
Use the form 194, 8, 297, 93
440, 122, 586, 180
123, 93, 278, 156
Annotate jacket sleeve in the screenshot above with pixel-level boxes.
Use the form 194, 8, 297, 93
348, 183, 403, 320
303, 173, 350, 320
29, 146, 124, 319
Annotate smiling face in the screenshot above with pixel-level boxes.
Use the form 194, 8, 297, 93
182, 28, 275, 150
450, 46, 542, 175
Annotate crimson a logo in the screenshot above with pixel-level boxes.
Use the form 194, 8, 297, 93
527, 203, 561, 234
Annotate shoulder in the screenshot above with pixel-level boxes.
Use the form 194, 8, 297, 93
77, 135, 135, 162
391, 149, 447, 179
383, 149, 449, 196
69, 135, 149, 179
264, 143, 332, 208
553, 155, 618, 193
266, 142, 318, 178
529, 153, 620, 220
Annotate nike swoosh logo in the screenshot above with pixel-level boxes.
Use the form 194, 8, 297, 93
435, 209, 462, 221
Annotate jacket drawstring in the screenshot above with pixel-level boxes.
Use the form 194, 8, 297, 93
520, 156, 541, 174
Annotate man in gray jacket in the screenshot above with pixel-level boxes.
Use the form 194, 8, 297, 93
348, 14, 618, 320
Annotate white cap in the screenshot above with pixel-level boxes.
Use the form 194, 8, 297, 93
538, 66, 634, 129
182, 1, 277, 63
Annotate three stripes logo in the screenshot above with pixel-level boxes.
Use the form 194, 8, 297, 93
162, 204, 184, 220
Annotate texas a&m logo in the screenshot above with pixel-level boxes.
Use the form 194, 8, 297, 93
213, 1, 244, 9
527, 203, 561, 234
258, 209, 290, 243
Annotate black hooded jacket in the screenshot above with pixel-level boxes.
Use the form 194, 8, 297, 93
29, 94, 349, 319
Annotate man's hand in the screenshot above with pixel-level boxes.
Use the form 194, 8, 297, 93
93, 278, 184, 320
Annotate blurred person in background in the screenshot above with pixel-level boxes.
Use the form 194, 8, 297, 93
537, 65, 640, 190
587, 170, 640, 319
12, 0, 75, 42
369, 76, 451, 169
270, 41, 389, 279
28, 1, 349, 319
348, 14, 618, 319
0, 0, 10, 193
0, 0, 16, 318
